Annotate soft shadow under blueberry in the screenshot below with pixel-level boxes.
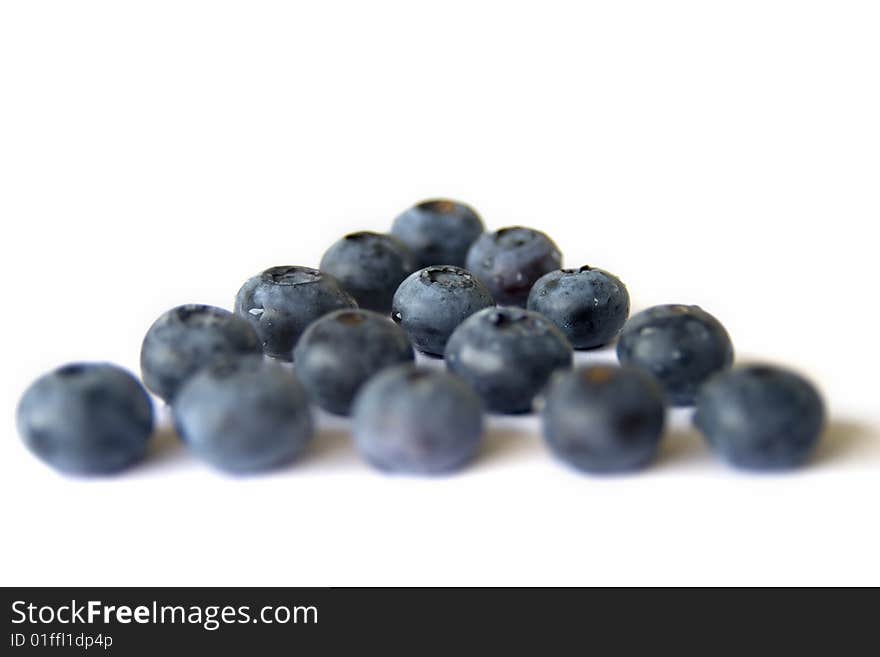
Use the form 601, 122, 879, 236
144, 423, 186, 468
308, 426, 356, 463
655, 424, 712, 469
653, 406, 712, 469
571, 343, 619, 367
812, 419, 877, 466
477, 424, 543, 465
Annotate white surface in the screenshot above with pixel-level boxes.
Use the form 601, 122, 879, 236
1, 1, 878, 586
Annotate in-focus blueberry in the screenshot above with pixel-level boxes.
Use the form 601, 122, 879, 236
352, 364, 483, 474
173, 355, 314, 473
527, 266, 630, 349
319, 231, 415, 313
541, 365, 666, 473
391, 265, 495, 356
17, 363, 154, 475
234, 266, 357, 360
140, 304, 262, 402
390, 199, 484, 269
616, 304, 734, 406
293, 309, 415, 415
694, 365, 825, 470
444, 306, 573, 414
465, 226, 562, 306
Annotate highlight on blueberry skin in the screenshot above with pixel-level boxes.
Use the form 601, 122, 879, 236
465, 226, 562, 307
444, 306, 574, 414
391, 265, 495, 356
541, 365, 666, 474
293, 308, 415, 416
234, 265, 357, 361
16, 363, 154, 475
172, 355, 314, 474
694, 364, 826, 470
319, 231, 415, 313
140, 304, 262, 402
616, 304, 734, 407
352, 364, 484, 475
390, 199, 484, 269
527, 266, 630, 349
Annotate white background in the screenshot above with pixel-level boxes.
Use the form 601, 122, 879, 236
1, 1, 878, 586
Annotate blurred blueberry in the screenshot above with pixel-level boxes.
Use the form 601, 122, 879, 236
465, 226, 562, 306
391, 199, 484, 268
320, 231, 415, 313
352, 364, 483, 474
173, 355, 314, 473
140, 304, 262, 402
542, 365, 666, 473
694, 364, 825, 470
294, 308, 414, 415
17, 363, 154, 475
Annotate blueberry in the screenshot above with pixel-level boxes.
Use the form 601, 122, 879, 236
444, 306, 573, 414
234, 266, 357, 360
140, 304, 262, 402
293, 309, 415, 415
527, 266, 630, 349
390, 199, 484, 269
391, 265, 495, 355
616, 304, 734, 406
694, 365, 825, 470
352, 364, 483, 474
465, 226, 562, 307
16, 363, 154, 475
541, 365, 666, 473
173, 355, 314, 473
319, 231, 415, 313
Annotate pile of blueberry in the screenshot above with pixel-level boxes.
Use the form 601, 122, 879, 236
16, 200, 826, 476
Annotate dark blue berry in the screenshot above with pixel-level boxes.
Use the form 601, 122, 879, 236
352, 364, 483, 474
293, 309, 415, 416
234, 266, 356, 361
541, 365, 666, 473
527, 266, 630, 349
173, 355, 314, 473
390, 199, 484, 269
616, 304, 733, 406
465, 226, 562, 306
319, 231, 415, 313
391, 265, 495, 355
694, 365, 825, 470
140, 304, 262, 402
17, 363, 154, 475
444, 306, 573, 414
